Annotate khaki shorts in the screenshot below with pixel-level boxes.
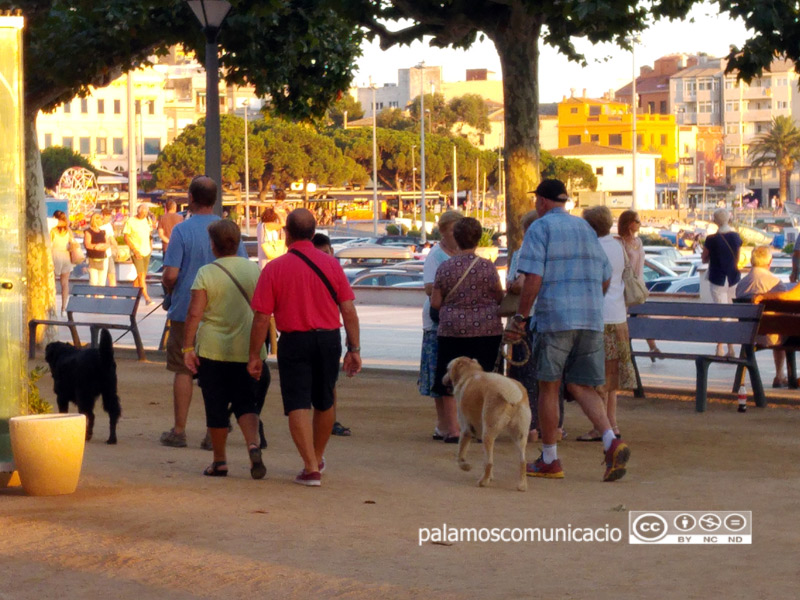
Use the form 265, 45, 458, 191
533, 329, 605, 387
166, 320, 192, 375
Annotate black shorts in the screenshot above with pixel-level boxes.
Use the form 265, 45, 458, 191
432, 335, 503, 397
197, 358, 270, 428
277, 330, 341, 415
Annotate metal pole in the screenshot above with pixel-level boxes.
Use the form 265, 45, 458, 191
419, 65, 427, 244
475, 157, 479, 216
631, 38, 637, 210
205, 36, 223, 216
372, 84, 379, 235
244, 102, 250, 235
453, 145, 457, 208
126, 72, 137, 214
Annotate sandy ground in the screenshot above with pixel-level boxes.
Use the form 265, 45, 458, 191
2, 356, 799, 599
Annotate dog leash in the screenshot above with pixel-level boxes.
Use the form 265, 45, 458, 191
493, 336, 531, 374
112, 300, 163, 345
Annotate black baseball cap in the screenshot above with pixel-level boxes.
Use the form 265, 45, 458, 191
531, 179, 569, 202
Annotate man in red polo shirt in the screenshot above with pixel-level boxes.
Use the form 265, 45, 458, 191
248, 208, 361, 486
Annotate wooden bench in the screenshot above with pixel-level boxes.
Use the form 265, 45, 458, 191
627, 302, 765, 412
29, 284, 145, 360
733, 298, 800, 392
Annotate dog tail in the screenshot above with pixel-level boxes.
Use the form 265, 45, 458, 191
99, 328, 115, 367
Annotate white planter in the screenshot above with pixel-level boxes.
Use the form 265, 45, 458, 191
9, 414, 86, 496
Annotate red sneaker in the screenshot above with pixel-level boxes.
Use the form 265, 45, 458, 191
294, 470, 321, 486
525, 455, 565, 479
603, 439, 631, 482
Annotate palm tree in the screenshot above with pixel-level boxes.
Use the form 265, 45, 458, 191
748, 115, 800, 207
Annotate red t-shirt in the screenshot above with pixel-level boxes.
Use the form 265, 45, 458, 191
251, 240, 355, 332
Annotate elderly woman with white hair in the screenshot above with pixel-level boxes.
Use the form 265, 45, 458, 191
702, 208, 742, 357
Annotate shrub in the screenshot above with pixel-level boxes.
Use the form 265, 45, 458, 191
25, 366, 52, 415
639, 233, 672, 247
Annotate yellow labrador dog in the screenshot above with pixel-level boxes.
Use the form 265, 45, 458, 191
444, 357, 531, 491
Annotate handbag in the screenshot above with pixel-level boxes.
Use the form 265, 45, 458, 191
69, 241, 85, 265
496, 289, 520, 317
620, 240, 648, 306
431, 256, 481, 324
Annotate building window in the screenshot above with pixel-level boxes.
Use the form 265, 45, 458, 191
636, 134, 643, 146
44, 133, 53, 148
114, 99, 121, 114
617, 166, 624, 175
389, 101, 399, 108
113, 137, 123, 155
776, 101, 788, 109
570, 107, 578, 114
660, 100, 667, 114
589, 105, 601, 116
79, 137, 90, 154
608, 134, 622, 146
80, 99, 88, 114
590, 134, 599, 143
660, 134, 667, 146
478, 133, 485, 145
62, 137, 73, 149
97, 99, 104, 114
698, 101, 712, 113
685, 82, 696, 93
568, 134, 581, 146
135, 99, 141, 115
725, 101, 739, 112
595, 167, 604, 175
63, 101, 71, 114
96, 138, 107, 154
148, 100, 155, 115
143, 138, 161, 155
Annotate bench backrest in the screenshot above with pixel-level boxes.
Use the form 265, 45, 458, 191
757, 299, 800, 337
628, 302, 763, 345
67, 285, 142, 317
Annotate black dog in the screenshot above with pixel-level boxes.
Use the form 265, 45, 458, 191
45, 328, 121, 444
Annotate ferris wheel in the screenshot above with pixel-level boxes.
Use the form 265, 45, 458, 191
57, 166, 98, 218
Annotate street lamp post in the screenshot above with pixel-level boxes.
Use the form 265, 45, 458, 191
631, 35, 640, 210
243, 100, 250, 235
417, 62, 427, 244
371, 81, 379, 235
187, 0, 232, 216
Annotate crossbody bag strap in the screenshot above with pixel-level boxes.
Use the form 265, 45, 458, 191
210, 261, 252, 308
288, 248, 339, 305
443, 256, 481, 304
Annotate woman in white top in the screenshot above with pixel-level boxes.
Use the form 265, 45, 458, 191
50, 210, 75, 315
419, 210, 463, 442
618, 209, 661, 358
579, 206, 636, 441
256, 207, 283, 269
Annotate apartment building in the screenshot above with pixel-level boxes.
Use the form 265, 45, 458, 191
616, 54, 694, 115
557, 92, 678, 183
36, 52, 258, 176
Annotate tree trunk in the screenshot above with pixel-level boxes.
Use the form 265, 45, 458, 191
488, 12, 542, 253
780, 167, 789, 207
24, 114, 58, 346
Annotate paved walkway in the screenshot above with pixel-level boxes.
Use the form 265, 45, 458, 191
50, 292, 800, 402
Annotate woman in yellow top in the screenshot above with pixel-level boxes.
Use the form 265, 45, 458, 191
50, 210, 75, 315
183, 219, 269, 479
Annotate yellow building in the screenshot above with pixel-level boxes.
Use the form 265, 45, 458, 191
557, 95, 678, 182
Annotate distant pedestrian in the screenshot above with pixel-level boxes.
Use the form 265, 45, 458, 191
248, 209, 361, 486
84, 212, 110, 286
509, 179, 630, 482
100, 208, 118, 286
157, 200, 183, 255
50, 210, 76, 315
124, 204, 154, 304
702, 208, 742, 357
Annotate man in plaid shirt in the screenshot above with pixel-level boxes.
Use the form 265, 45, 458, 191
508, 179, 631, 482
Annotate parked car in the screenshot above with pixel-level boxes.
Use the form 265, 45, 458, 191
663, 276, 701, 294
643, 245, 685, 272
350, 268, 424, 287
642, 258, 680, 290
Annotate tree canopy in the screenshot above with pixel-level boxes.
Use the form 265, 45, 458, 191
540, 150, 597, 193
327, 93, 365, 127
40, 146, 95, 190
336, 0, 795, 250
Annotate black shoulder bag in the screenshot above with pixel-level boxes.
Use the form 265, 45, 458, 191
288, 248, 339, 305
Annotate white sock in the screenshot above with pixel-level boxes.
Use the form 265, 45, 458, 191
542, 444, 558, 464
602, 429, 616, 451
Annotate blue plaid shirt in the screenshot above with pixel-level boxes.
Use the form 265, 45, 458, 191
517, 207, 611, 333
